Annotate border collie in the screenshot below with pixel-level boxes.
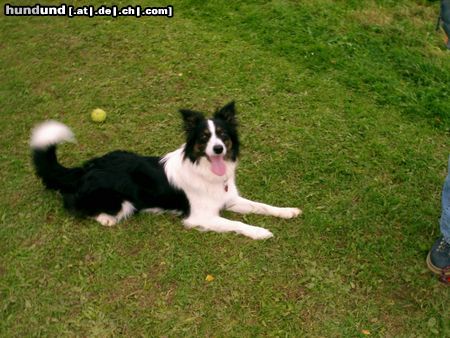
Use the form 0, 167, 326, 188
30, 102, 301, 240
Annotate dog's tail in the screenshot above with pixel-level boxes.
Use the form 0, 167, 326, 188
30, 120, 83, 193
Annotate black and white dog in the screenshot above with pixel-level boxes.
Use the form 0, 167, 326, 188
30, 102, 301, 239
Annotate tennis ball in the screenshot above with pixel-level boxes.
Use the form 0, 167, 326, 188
91, 108, 107, 123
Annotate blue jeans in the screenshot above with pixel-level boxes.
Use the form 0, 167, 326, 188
441, 156, 450, 243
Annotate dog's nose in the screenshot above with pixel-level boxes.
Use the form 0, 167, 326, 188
213, 145, 224, 154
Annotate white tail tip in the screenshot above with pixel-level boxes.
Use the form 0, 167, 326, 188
30, 120, 75, 149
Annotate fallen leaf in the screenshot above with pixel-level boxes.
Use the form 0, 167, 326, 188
205, 274, 215, 282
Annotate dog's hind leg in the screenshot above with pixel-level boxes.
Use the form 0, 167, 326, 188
95, 200, 136, 227
96, 213, 118, 226
66, 182, 136, 227
226, 197, 301, 219
183, 216, 273, 240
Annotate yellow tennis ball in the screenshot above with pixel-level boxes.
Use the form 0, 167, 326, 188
91, 108, 107, 122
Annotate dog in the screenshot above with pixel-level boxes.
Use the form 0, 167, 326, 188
30, 102, 301, 239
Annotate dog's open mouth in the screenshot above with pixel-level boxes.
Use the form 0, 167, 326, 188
208, 155, 226, 176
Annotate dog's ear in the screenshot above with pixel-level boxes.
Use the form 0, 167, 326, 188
214, 101, 237, 127
179, 109, 205, 133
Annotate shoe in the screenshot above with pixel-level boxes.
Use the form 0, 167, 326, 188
426, 236, 450, 282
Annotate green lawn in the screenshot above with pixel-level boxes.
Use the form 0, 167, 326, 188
1, 0, 449, 336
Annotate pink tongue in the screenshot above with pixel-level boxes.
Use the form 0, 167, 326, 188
210, 156, 226, 176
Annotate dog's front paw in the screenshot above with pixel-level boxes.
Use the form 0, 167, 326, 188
96, 213, 117, 227
278, 207, 302, 219
182, 219, 197, 229
245, 227, 274, 240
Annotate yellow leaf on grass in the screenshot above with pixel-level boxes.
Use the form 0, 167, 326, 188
361, 329, 371, 335
205, 274, 215, 282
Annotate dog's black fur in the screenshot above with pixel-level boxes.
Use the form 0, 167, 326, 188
33, 148, 190, 217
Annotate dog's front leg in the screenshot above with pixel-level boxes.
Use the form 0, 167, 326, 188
183, 216, 273, 240
226, 196, 301, 219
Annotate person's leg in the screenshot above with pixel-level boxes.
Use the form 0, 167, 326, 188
438, 0, 450, 49
427, 155, 450, 278
440, 156, 450, 243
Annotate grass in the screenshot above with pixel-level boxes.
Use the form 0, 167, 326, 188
1, 0, 449, 336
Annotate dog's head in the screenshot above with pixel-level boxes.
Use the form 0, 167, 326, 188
180, 101, 240, 176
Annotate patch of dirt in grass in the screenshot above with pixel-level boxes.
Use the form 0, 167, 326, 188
111, 276, 157, 308
351, 7, 393, 27
22, 232, 50, 249
298, 302, 328, 327
107, 261, 176, 309
280, 285, 308, 302
393, 4, 437, 28
351, 3, 435, 29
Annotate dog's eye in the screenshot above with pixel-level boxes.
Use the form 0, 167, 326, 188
200, 133, 210, 142
217, 130, 228, 140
